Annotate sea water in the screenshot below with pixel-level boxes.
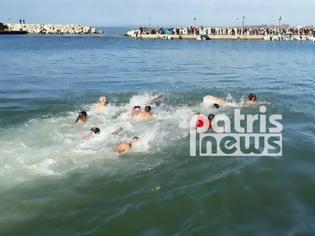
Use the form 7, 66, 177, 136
0, 28, 314, 235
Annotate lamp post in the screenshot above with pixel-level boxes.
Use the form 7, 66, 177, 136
194, 17, 197, 27
242, 16, 246, 27
278, 16, 282, 27
278, 16, 282, 34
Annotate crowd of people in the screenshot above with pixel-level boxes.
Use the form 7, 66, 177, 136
139, 26, 200, 35
137, 25, 315, 37
74, 93, 258, 154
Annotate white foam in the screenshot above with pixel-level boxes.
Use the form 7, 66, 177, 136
202, 93, 269, 108
0, 93, 264, 188
0, 93, 195, 187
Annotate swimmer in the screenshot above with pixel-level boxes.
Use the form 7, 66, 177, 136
203, 95, 226, 106
131, 106, 141, 117
82, 127, 100, 140
114, 136, 139, 154
203, 94, 258, 107
207, 114, 215, 129
247, 93, 257, 105
213, 103, 220, 109
75, 111, 88, 124
137, 105, 153, 121
93, 96, 109, 112
118, 105, 141, 120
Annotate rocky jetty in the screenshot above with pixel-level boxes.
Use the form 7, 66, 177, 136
5, 23, 100, 34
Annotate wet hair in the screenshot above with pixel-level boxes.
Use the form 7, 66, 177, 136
90, 127, 100, 134
133, 106, 141, 109
208, 114, 215, 121
99, 96, 108, 104
129, 136, 139, 147
213, 103, 220, 109
75, 111, 88, 123
144, 105, 152, 113
248, 93, 257, 101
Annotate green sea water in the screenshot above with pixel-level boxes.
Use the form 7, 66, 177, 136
0, 29, 314, 235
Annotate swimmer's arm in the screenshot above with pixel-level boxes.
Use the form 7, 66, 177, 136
147, 94, 162, 104
112, 127, 123, 135
244, 101, 259, 107
82, 134, 92, 140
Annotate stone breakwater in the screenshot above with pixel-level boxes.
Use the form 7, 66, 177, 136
5, 24, 100, 34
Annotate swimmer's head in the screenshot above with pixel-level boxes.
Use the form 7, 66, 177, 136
208, 114, 215, 121
248, 94, 257, 102
144, 105, 152, 113
130, 136, 139, 145
213, 103, 220, 109
132, 106, 141, 115
90, 127, 100, 135
98, 96, 108, 105
76, 111, 88, 123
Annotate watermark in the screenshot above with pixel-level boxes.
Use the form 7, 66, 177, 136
190, 106, 283, 157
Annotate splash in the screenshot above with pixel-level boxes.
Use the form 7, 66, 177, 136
0, 93, 195, 187
0, 92, 264, 188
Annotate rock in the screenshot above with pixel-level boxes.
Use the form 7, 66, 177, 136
4, 23, 100, 34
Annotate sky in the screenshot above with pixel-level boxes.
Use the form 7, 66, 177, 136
0, 0, 314, 27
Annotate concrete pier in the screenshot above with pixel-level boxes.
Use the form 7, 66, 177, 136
126, 25, 315, 41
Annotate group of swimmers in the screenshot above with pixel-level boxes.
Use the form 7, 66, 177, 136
74, 95, 160, 153
74, 93, 258, 154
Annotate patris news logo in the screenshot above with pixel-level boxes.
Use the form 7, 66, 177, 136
190, 106, 283, 157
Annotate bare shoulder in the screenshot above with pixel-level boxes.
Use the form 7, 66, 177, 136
114, 143, 130, 153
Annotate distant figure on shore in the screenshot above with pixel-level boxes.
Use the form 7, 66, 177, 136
93, 96, 109, 112
82, 127, 100, 140
22, 19, 25, 24
75, 111, 88, 124
19, 19, 22, 24
137, 105, 153, 121
114, 136, 139, 154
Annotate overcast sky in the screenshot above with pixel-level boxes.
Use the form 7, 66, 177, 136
1, 0, 314, 26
